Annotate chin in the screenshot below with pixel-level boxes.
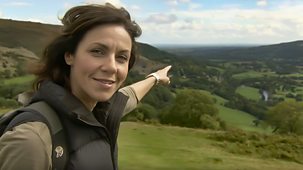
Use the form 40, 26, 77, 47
95, 93, 114, 102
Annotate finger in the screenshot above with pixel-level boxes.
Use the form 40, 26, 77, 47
163, 65, 172, 73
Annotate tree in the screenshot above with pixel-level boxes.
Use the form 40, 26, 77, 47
142, 86, 174, 109
266, 100, 303, 135
123, 103, 158, 122
160, 89, 222, 129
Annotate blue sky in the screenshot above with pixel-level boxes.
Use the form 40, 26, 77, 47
0, 0, 302, 45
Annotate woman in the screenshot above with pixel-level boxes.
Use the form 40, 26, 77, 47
0, 3, 171, 170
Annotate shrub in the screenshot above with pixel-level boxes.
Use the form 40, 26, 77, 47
123, 103, 158, 122
209, 129, 303, 164
160, 89, 225, 130
0, 97, 19, 108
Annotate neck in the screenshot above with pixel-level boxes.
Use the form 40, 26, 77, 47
82, 100, 97, 112
71, 91, 97, 112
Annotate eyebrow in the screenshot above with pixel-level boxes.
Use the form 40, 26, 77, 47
92, 42, 131, 53
92, 42, 109, 50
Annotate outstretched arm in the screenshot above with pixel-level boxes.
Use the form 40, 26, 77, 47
129, 65, 171, 101
119, 65, 172, 115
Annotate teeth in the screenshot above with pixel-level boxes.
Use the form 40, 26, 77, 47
93, 78, 115, 84
95, 79, 114, 84
101, 80, 113, 84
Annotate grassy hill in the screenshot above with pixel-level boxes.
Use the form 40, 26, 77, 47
161, 40, 303, 61
0, 19, 174, 76
0, 19, 61, 56
198, 89, 268, 133
118, 122, 303, 170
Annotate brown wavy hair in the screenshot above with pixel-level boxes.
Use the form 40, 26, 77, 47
31, 3, 142, 90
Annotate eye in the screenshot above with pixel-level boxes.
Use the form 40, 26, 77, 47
116, 54, 129, 63
90, 48, 106, 56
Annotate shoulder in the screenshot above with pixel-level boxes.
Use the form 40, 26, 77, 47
1, 121, 51, 149
119, 86, 138, 102
0, 122, 52, 169
119, 87, 139, 115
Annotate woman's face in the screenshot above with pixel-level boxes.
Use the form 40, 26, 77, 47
65, 24, 132, 110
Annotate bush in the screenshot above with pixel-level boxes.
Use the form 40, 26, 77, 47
123, 103, 158, 122
0, 83, 31, 99
266, 100, 303, 135
0, 97, 19, 108
160, 89, 225, 130
209, 129, 303, 164
200, 114, 221, 130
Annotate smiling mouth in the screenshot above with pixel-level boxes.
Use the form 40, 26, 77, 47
93, 78, 115, 85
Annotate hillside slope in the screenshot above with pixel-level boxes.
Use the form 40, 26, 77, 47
161, 40, 303, 60
118, 122, 303, 170
0, 19, 174, 76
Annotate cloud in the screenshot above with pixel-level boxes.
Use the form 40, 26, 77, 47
63, 2, 74, 9
179, 0, 191, 3
129, 4, 141, 11
165, 0, 191, 7
139, 4, 303, 44
5, 1, 31, 7
84, 0, 124, 7
145, 13, 177, 24
257, 0, 267, 7
189, 3, 202, 10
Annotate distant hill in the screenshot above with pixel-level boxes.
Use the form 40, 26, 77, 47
138, 43, 176, 61
0, 19, 61, 57
223, 41, 303, 60
160, 41, 303, 60
0, 18, 174, 75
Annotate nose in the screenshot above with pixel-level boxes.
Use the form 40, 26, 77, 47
101, 54, 117, 74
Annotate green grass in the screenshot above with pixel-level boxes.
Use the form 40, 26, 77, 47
232, 71, 276, 79
197, 89, 267, 133
283, 73, 303, 78
118, 122, 303, 170
236, 85, 261, 101
0, 108, 11, 115
3, 74, 34, 85
198, 89, 227, 105
206, 66, 224, 73
295, 87, 303, 95
216, 105, 270, 133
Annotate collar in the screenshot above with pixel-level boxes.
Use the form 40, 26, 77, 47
30, 80, 108, 127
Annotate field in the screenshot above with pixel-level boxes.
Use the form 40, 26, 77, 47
235, 85, 261, 101
232, 71, 276, 79
118, 122, 303, 170
3, 74, 34, 85
197, 89, 268, 133
216, 105, 270, 133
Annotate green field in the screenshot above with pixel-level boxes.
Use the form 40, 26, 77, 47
283, 73, 303, 78
232, 71, 277, 79
118, 122, 303, 170
236, 85, 261, 101
3, 74, 34, 85
216, 105, 270, 133
197, 89, 267, 133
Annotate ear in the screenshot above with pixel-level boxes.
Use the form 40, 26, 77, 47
64, 52, 74, 66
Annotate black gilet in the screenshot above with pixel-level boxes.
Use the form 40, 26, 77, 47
30, 81, 128, 170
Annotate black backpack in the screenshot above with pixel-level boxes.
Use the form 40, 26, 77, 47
0, 101, 67, 170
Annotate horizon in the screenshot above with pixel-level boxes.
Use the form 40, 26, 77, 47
0, 0, 302, 45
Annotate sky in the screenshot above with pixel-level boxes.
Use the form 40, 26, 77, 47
0, 0, 302, 45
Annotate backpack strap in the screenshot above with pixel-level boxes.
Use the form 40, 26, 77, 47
3, 101, 68, 170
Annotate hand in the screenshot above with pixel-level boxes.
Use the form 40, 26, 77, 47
155, 65, 172, 85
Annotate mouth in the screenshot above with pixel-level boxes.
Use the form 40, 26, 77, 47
93, 78, 116, 87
